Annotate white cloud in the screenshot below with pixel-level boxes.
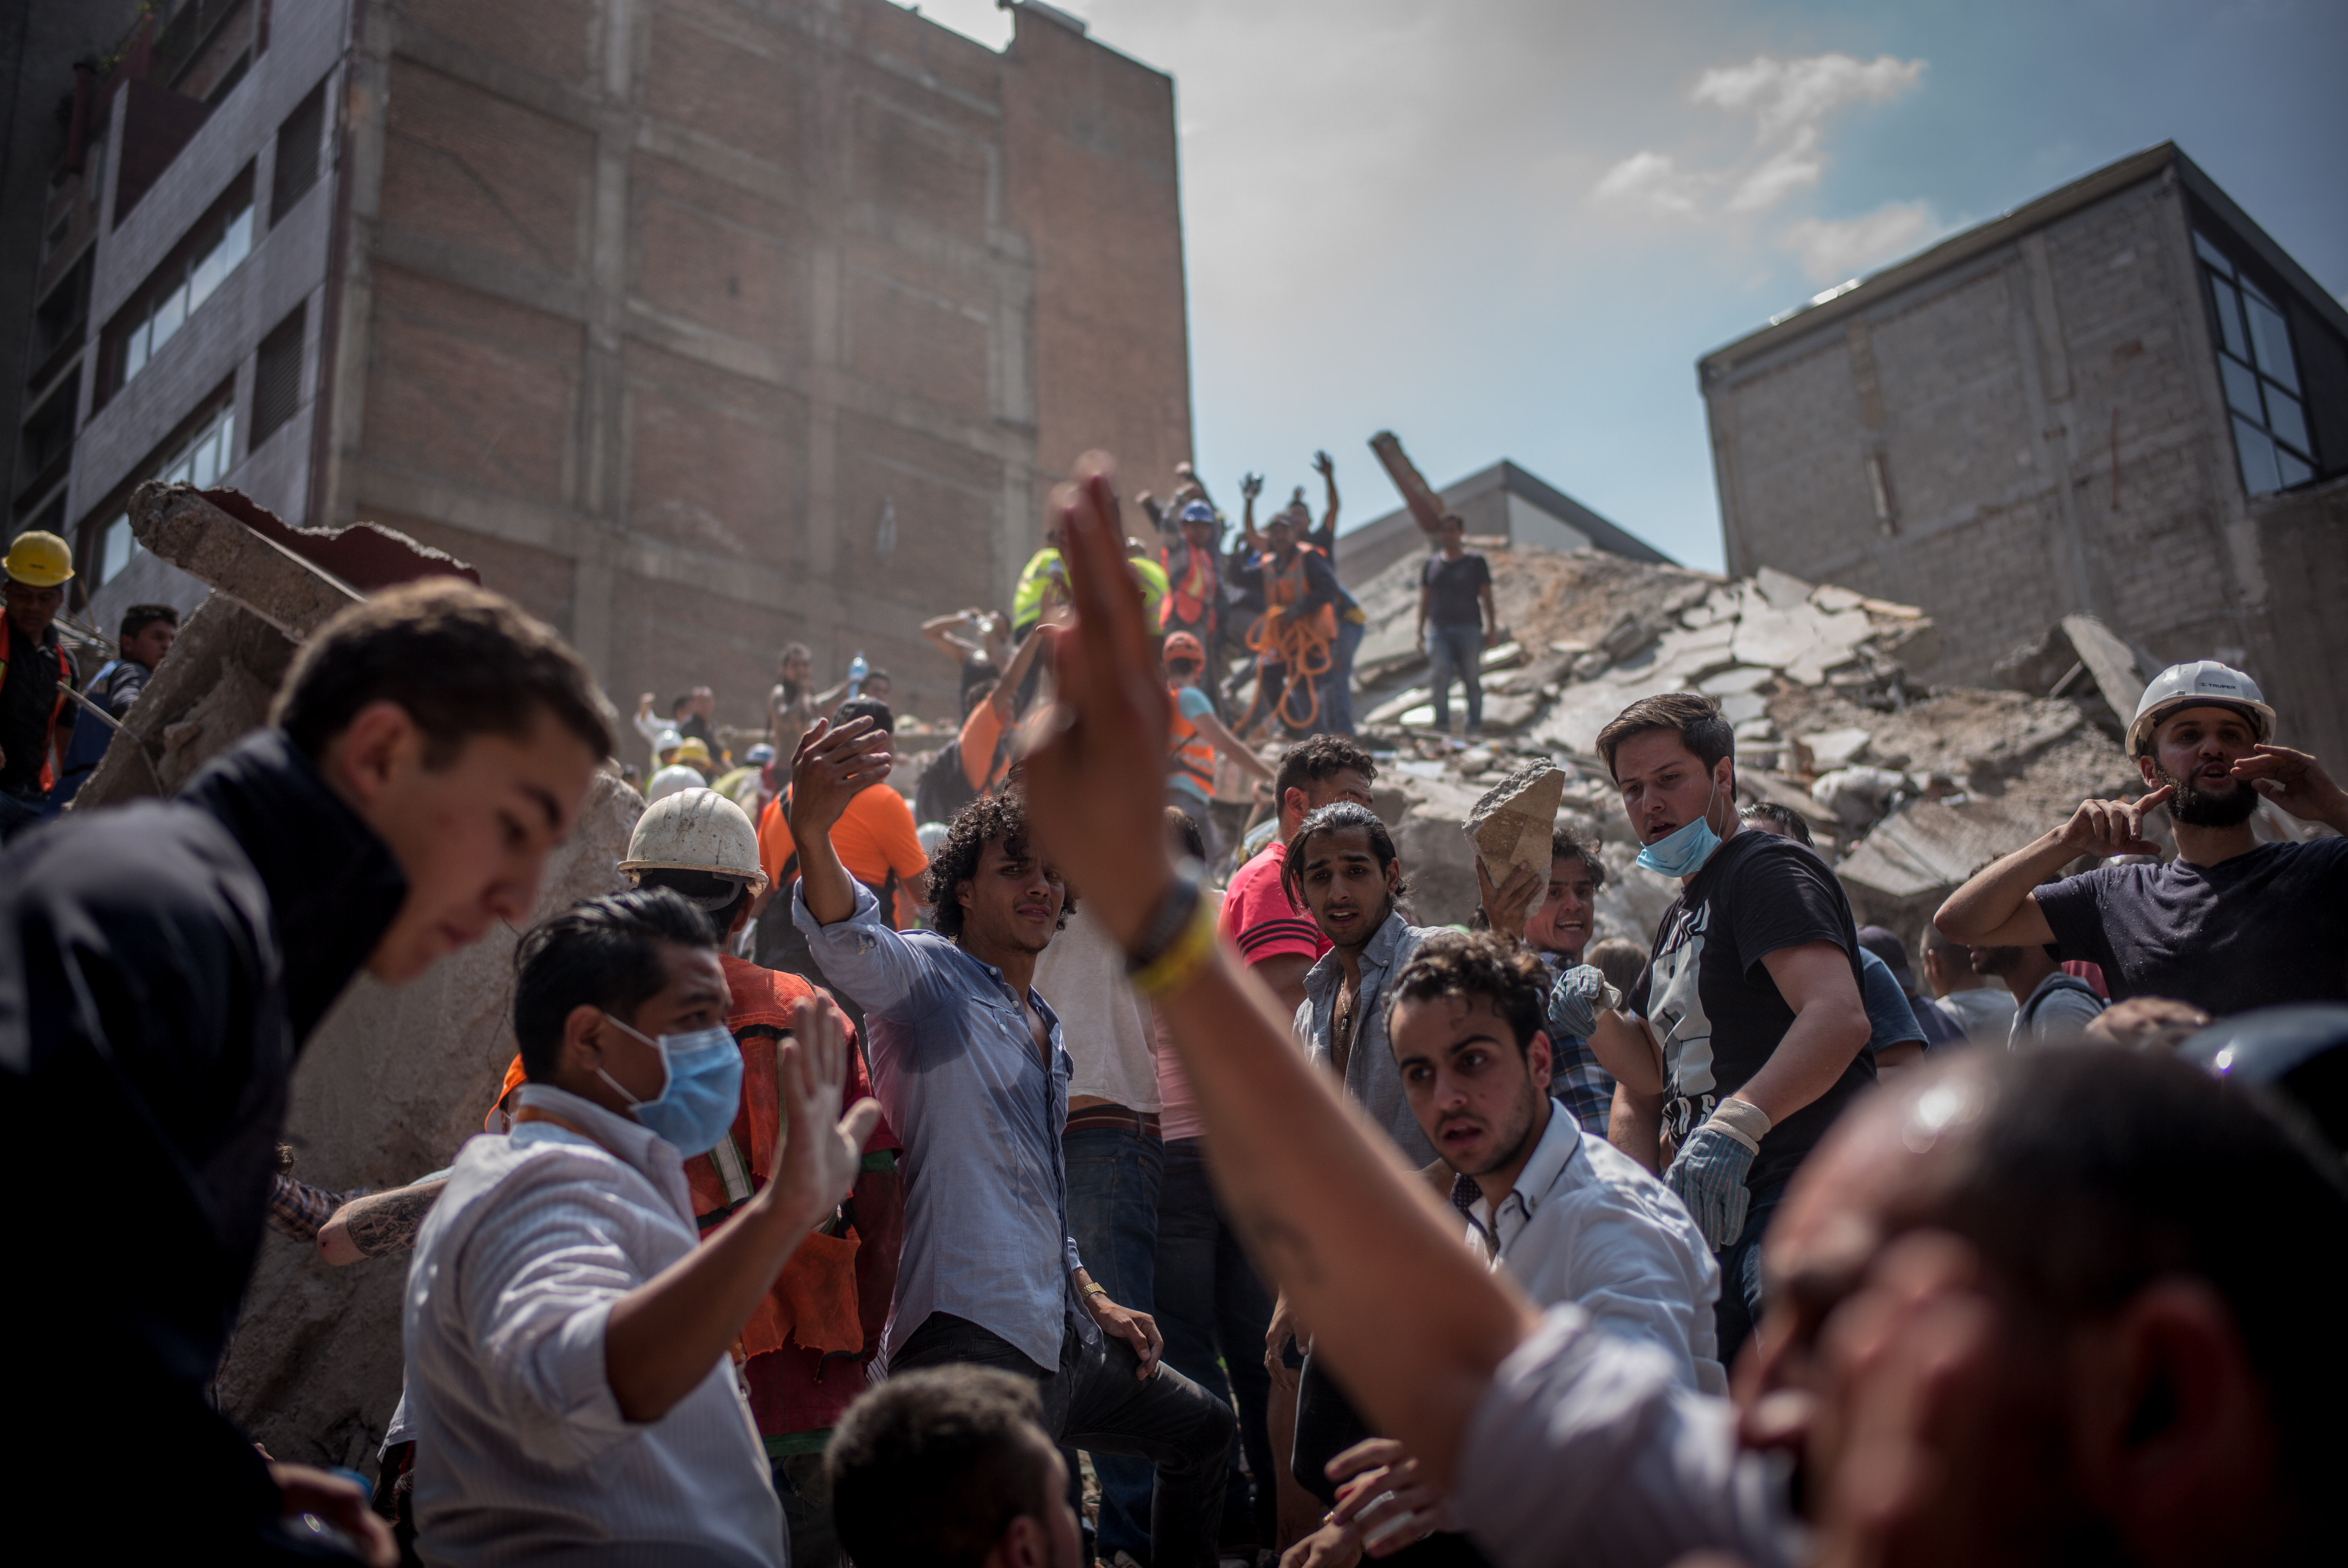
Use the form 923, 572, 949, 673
1780, 200, 1942, 283
1594, 150, 1701, 212
1592, 50, 1926, 219
1692, 53, 1926, 139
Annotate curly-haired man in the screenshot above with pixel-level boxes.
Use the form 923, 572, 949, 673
787, 717, 1233, 1567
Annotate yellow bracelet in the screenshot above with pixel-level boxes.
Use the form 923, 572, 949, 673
1131, 895, 1220, 998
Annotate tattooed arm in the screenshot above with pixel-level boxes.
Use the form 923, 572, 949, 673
318, 1179, 450, 1266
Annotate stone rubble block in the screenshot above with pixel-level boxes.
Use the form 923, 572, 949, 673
1464, 761, 1567, 890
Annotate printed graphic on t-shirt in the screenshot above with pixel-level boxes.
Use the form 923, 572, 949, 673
1648, 900, 1717, 1144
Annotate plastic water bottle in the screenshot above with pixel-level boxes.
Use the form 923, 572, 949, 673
846, 652, 868, 701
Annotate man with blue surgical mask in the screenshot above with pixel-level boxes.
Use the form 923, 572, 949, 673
402, 888, 882, 1567
1566, 692, 1873, 1364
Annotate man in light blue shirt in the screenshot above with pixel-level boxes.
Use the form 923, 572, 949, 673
789, 716, 1232, 1567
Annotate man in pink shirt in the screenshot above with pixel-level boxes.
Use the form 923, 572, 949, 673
1218, 735, 1378, 1016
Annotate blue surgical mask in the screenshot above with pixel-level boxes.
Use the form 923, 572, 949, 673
598, 1013, 743, 1156
1634, 777, 1724, 879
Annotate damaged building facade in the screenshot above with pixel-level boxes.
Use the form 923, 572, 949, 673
1699, 143, 2348, 768
7, 0, 1191, 725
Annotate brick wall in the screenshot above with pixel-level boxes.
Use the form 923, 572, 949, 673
1706, 167, 2288, 687
336, 0, 1192, 731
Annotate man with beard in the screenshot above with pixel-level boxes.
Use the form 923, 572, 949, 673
790, 725, 1233, 1567
1937, 662, 2348, 1017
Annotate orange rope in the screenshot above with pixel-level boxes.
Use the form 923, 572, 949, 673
1240, 607, 1334, 733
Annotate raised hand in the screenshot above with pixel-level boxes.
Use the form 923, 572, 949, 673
2230, 743, 2348, 828
1018, 454, 1177, 948
2054, 785, 2172, 857
774, 995, 882, 1219
788, 717, 891, 837
1242, 472, 1264, 500
1474, 857, 1542, 942
1313, 449, 1335, 480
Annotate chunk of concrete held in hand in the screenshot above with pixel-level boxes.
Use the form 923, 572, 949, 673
1464, 760, 1567, 893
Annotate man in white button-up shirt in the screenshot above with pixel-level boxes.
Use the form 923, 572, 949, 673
404, 890, 878, 1566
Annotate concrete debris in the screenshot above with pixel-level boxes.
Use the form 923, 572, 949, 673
1338, 537, 2231, 941
1464, 761, 1567, 890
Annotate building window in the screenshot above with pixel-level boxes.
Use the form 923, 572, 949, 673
89, 396, 237, 588
250, 303, 306, 448
271, 79, 328, 225
108, 180, 255, 394
2195, 231, 2315, 494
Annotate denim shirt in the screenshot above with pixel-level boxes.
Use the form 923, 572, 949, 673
1296, 908, 1440, 1166
796, 882, 1087, 1371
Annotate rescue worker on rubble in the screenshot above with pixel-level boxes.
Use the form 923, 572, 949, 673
466, 788, 906, 1565
1227, 491, 1341, 737
1164, 631, 1272, 866
51, 601, 179, 811
1159, 499, 1225, 672
0, 528, 79, 840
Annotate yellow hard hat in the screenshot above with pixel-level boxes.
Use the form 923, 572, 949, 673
3, 530, 74, 588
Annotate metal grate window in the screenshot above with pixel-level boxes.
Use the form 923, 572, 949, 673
271, 79, 327, 226
250, 304, 306, 449
2195, 231, 2314, 494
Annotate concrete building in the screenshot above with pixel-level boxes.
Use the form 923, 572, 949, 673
1334, 456, 1672, 592
1699, 143, 2348, 764
6, 0, 1192, 727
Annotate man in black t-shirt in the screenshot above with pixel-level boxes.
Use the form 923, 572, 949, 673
1937, 661, 2348, 1018
1414, 515, 1494, 734
1579, 692, 1872, 1359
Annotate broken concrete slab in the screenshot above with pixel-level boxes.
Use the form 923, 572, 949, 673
1701, 665, 1775, 697
1755, 565, 1816, 611
2059, 614, 2153, 721
1465, 761, 1567, 890
1802, 727, 1875, 769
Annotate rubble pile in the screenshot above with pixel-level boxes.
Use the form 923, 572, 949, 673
1342, 540, 2160, 942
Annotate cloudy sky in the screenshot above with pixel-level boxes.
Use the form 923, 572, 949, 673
908, 0, 2346, 571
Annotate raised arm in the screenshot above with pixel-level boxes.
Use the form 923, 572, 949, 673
921, 611, 983, 663
1022, 455, 1537, 1490
1313, 449, 1339, 549
991, 623, 1051, 724
1933, 786, 2170, 945
787, 718, 893, 927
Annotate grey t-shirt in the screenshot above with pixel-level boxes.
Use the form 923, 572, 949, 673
2009, 972, 2105, 1049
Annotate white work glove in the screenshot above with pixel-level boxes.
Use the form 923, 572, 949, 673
1546, 964, 1621, 1041
1664, 1099, 1772, 1251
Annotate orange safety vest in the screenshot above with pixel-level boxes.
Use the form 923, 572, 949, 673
1263, 545, 1337, 643
486, 957, 874, 1361
1167, 685, 1215, 794
0, 617, 72, 792
1161, 541, 1217, 636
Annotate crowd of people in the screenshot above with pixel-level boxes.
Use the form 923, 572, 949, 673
2, 451, 2344, 1568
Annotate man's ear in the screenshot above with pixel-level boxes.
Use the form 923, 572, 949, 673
988, 1513, 1048, 1568
1282, 786, 1306, 823
956, 876, 976, 914
323, 699, 423, 810
2137, 753, 2163, 791
1526, 1029, 1555, 1092
2071, 1278, 2278, 1557
556, 1003, 608, 1080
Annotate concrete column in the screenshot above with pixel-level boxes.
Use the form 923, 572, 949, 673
566, 0, 638, 679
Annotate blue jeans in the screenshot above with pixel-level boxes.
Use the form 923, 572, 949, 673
0, 782, 49, 844
1064, 1123, 1165, 1561
1154, 1137, 1275, 1547
1425, 624, 1483, 731
1713, 1176, 1789, 1367
1319, 616, 1364, 735
893, 1309, 1232, 1568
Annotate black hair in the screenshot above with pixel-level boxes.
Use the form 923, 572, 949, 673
512, 888, 717, 1081
1273, 733, 1377, 808
1282, 801, 1408, 906
1919, 1048, 2348, 1511
119, 602, 179, 639
1549, 823, 1607, 888
961, 679, 998, 720
1596, 691, 1733, 780
1738, 800, 1813, 847
1166, 805, 1206, 863
273, 579, 613, 767
827, 1367, 1059, 1568
633, 866, 752, 938
926, 789, 1074, 943
1385, 929, 1549, 1059
833, 696, 894, 734
670, 694, 693, 716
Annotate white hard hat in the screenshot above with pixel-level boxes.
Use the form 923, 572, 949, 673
653, 726, 684, 756
916, 821, 951, 860
2127, 661, 2275, 758
644, 763, 709, 804
621, 786, 769, 896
